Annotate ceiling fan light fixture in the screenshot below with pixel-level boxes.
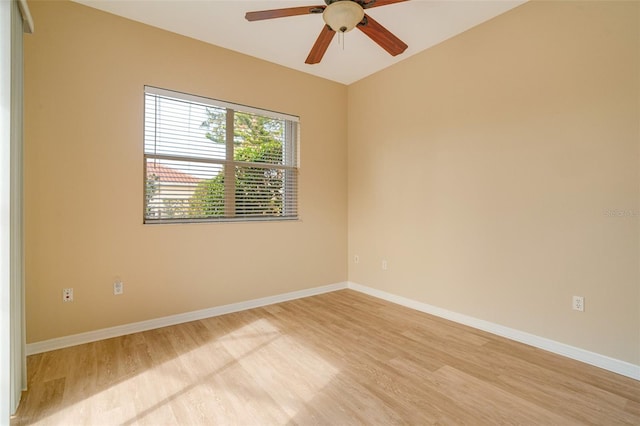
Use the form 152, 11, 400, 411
323, 1, 364, 33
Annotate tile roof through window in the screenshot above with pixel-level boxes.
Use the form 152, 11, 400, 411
146, 162, 200, 184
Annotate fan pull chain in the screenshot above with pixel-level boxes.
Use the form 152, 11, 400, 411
337, 31, 345, 50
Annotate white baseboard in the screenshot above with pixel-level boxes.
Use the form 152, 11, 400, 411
26, 280, 639, 381
347, 281, 639, 381
26, 282, 348, 356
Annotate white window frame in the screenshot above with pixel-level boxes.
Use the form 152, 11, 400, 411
143, 86, 299, 224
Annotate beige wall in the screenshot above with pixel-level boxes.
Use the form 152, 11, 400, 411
348, 1, 639, 364
24, 1, 348, 343
24, 0, 640, 367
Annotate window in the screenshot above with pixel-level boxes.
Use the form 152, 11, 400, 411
144, 86, 299, 223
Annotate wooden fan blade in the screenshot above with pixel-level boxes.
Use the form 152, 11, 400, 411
245, 5, 325, 22
361, 0, 409, 9
305, 25, 336, 64
358, 14, 408, 56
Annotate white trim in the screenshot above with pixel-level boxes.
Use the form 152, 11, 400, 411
25, 280, 639, 381
347, 282, 640, 381
10, 0, 27, 415
26, 282, 348, 355
1, 1, 11, 423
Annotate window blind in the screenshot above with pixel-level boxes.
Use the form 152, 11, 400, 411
144, 86, 299, 223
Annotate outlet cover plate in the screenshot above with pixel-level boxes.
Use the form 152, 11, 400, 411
572, 295, 584, 312
63, 288, 73, 302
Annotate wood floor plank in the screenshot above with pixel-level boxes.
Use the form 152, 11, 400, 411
483, 339, 640, 403
11, 289, 640, 425
431, 365, 578, 425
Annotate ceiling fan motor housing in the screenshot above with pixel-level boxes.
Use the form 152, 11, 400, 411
323, 0, 365, 33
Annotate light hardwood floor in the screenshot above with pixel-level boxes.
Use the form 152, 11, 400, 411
11, 290, 640, 425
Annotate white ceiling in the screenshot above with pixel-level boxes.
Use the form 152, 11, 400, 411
73, 0, 526, 85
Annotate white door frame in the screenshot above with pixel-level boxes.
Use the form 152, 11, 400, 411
2, 1, 32, 423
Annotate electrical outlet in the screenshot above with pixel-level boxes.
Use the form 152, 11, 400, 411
354, 255, 360, 264
382, 259, 388, 270
572, 296, 584, 312
114, 279, 124, 295
62, 288, 73, 302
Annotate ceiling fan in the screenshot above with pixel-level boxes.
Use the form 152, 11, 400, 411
245, 0, 409, 65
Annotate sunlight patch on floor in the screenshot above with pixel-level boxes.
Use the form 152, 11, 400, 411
24, 318, 339, 425
215, 318, 340, 422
